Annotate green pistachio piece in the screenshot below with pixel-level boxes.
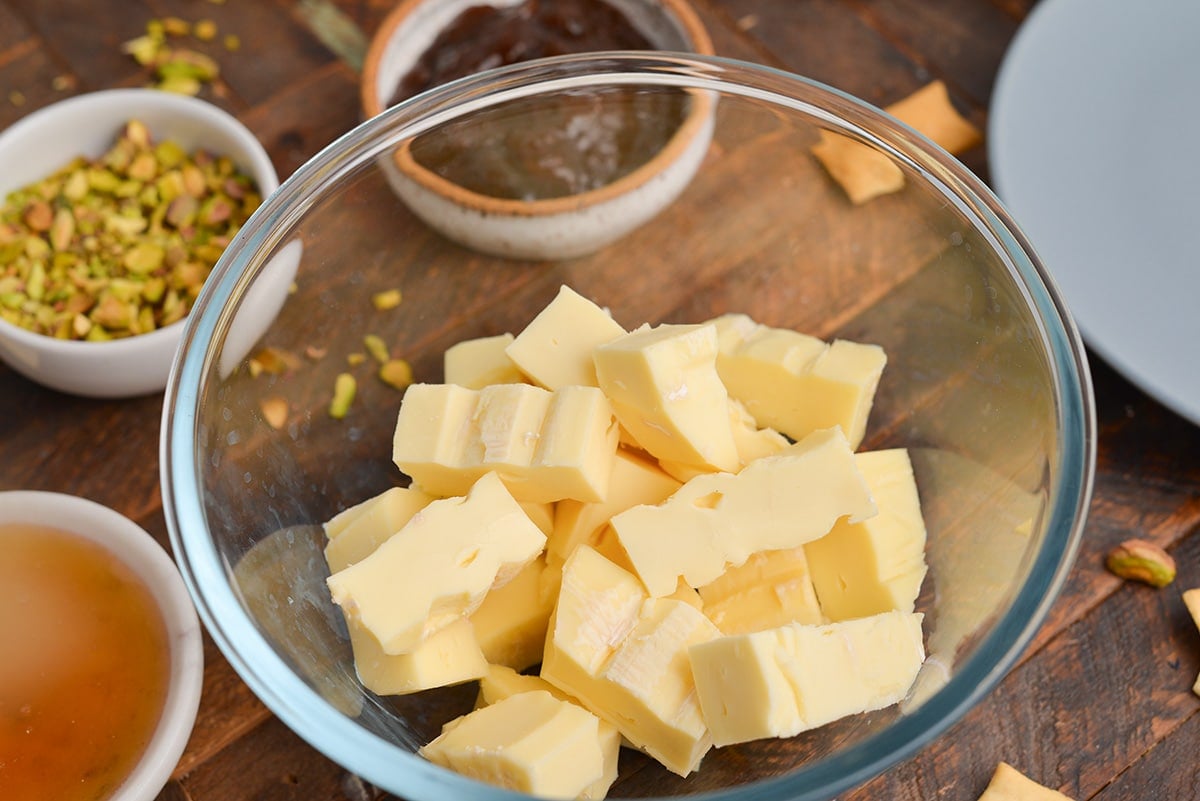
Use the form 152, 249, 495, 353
123, 242, 165, 274
329, 373, 357, 419
363, 334, 389, 364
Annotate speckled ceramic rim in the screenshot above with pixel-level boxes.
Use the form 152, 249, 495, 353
163, 53, 1096, 801
0, 490, 204, 801
361, 0, 715, 217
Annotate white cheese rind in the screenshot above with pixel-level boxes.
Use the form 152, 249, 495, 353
541, 546, 718, 777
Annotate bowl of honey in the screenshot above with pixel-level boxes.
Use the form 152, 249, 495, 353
361, 0, 716, 260
0, 491, 203, 801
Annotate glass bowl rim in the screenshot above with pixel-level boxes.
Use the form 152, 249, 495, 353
161, 51, 1096, 801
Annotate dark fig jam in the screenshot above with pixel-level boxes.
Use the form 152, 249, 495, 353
392, 0, 694, 201
389, 0, 657, 106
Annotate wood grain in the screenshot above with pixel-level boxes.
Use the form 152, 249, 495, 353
4, 2, 1200, 801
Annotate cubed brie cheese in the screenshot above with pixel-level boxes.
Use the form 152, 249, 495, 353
611, 428, 876, 596
506, 285, 627, 390
326, 472, 546, 654
594, 322, 739, 473
689, 610, 925, 746
393, 382, 619, 503
805, 448, 928, 621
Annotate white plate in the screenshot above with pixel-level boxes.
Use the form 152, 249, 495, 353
990, 0, 1200, 426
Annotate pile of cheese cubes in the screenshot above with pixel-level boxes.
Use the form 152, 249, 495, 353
323, 285, 929, 799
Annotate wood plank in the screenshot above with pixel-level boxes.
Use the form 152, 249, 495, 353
845, 548, 1200, 800
847, 0, 1021, 107
174, 636, 274, 779
177, 715, 368, 801
0, 2, 34, 54
238, 60, 363, 179
147, 0, 339, 107
708, 0, 927, 106
0, 43, 75, 128
5, 0, 156, 90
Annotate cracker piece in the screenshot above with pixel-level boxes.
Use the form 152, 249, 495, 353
810, 131, 905, 205
977, 762, 1075, 801
1183, 587, 1200, 696
887, 79, 982, 155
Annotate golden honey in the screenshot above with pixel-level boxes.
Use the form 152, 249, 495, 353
0, 523, 171, 801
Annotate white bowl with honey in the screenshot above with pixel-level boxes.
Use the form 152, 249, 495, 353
0, 491, 203, 801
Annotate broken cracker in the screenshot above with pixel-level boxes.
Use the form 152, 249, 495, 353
811, 132, 905, 205
887, 79, 982, 156
812, 80, 981, 204
1183, 588, 1200, 697
978, 762, 1075, 801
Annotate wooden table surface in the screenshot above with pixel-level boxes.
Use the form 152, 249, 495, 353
3, 1, 1199, 800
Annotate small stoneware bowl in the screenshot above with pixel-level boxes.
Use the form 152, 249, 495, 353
361, 0, 716, 260
0, 490, 204, 801
0, 89, 278, 398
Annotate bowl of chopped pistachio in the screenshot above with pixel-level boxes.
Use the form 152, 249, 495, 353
0, 88, 277, 398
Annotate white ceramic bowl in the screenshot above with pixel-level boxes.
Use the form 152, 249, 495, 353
0, 89, 279, 398
0, 490, 204, 801
361, 0, 716, 260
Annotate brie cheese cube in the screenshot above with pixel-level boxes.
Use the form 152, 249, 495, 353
594, 322, 739, 473
689, 610, 925, 746
506, 285, 627, 390
326, 472, 546, 654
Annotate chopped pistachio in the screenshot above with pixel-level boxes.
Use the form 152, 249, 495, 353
122, 35, 163, 66
157, 75, 202, 96
161, 16, 191, 37
363, 334, 389, 364
223, 34, 241, 52
329, 373, 357, 419
0, 118, 262, 340
260, 396, 289, 429
49, 208, 75, 250
194, 19, 218, 41
346, 352, 367, 367
252, 346, 301, 374
379, 359, 413, 390
23, 200, 53, 232
159, 49, 219, 82
123, 242, 165, 273
371, 288, 402, 310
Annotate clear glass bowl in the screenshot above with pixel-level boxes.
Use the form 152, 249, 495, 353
162, 53, 1095, 801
